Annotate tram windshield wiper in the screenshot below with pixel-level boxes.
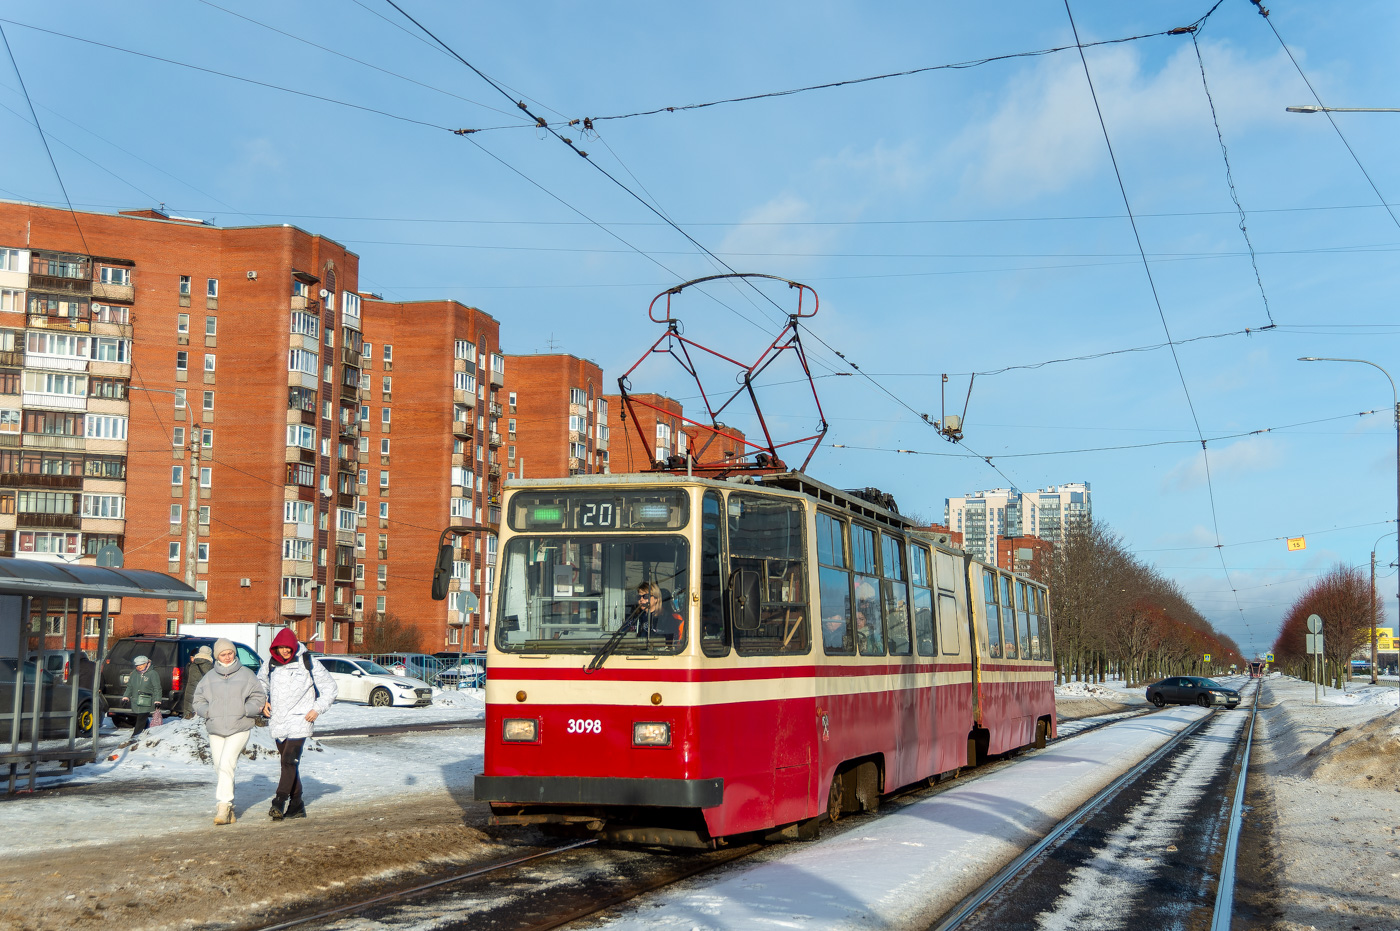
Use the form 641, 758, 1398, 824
585, 608, 642, 673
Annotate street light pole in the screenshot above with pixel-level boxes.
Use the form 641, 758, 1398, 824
1286, 105, 1400, 113
1300, 357, 1400, 700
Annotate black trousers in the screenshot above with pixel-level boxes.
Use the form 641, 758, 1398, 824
275, 737, 306, 800
130, 712, 151, 737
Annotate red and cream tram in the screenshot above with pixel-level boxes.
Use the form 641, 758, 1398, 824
472, 471, 1055, 847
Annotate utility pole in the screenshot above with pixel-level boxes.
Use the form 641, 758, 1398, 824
184, 435, 201, 628
1371, 549, 1379, 685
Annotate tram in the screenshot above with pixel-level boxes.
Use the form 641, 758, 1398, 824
469, 470, 1055, 848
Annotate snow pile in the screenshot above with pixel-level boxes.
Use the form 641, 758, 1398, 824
432, 687, 484, 713
1290, 705, 1400, 791
1324, 684, 1400, 707
121, 717, 323, 766
1055, 681, 1127, 700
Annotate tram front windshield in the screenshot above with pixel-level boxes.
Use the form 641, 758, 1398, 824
496, 536, 690, 655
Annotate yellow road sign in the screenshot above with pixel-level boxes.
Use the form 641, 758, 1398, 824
1204, 653, 1212, 662
1287, 536, 1306, 551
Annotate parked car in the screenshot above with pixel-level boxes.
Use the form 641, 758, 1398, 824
361, 653, 441, 682
100, 635, 260, 726
317, 656, 432, 707
434, 653, 486, 689
0, 658, 96, 739
1145, 676, 1240, 709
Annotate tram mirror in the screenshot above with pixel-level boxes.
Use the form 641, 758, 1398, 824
731, 570, 762, 631
431, 543, 454, 600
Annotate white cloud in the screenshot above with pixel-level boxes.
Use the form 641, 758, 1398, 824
950, 40, 1301, 203
716, 193, 837, 265
1161, 435, 1282, 493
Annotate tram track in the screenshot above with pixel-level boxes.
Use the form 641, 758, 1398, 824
930, 680, 1261, 931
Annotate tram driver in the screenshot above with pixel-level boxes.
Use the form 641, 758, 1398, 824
636, 581, 685, 642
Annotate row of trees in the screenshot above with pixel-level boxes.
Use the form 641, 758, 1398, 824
1044, 518, 1244, 685
1271, 564, 1384, 687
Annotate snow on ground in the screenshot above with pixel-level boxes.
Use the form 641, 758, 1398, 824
0, 701, 484, 857
596, 706, 1213, 931
1054, 680, 1128, 700
1253, 676, 1400, 930
315, 687, 485, 730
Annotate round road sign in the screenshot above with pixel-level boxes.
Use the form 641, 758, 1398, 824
1306, 613, 1323, 633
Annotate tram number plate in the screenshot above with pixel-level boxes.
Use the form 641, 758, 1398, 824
566, 718, 602, 734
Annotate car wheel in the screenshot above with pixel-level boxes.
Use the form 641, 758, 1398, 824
77, 702, 95, 736
1196, 693, 1211, 708
1150, 693, 1166, 708
370, 688, 392, 707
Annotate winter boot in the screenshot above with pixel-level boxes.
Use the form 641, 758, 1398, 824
269, 796, 286, 821
214, 802, 235, 825
285, 797, 306, 819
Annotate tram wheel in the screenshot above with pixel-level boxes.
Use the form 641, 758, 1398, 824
826, 772, 845, 823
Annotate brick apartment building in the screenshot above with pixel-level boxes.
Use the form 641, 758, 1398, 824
504, 354, 608, 479
0, 201, 365, 651
996, 535, 1053, 579
603, 392, 684, 473
358, 298, 502, 652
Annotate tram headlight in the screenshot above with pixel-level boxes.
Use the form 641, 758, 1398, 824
503, 718, 539, 742
632, 721, 671, 747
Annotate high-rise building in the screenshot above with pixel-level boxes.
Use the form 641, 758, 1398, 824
504, 354, 607, 479
944, 482, 1090, 565
0, 201, 363, 651
358, 298, 502, 652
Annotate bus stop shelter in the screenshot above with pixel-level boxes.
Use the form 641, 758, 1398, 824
1, 559, 203, 794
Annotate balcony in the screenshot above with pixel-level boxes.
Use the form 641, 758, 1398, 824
489, 369, 504, 388
281, 597, 313, 617
342, 345, 361, 368
30, 274, 91, 296
489, 402, 503, 418
0, 473, 82, 490
22, 392, 86, 412
452, 420, 474, 440
335, 529, 356, 547
291, 295, 308, 312
488, 432, 503, 447
334, 564, 355, 583
0, 350, 21, 367
91, 281, 134, 303
454, 389, 475, 407
23, 433, 84, 451
27, 315, 90, 334
338, 457, 357, 475
488, 463, 501, 477
17, 512, 81, 530
337, 491, 356, 510
339, 421, 359, 441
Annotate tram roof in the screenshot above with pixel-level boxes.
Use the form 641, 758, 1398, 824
505, 470, 914, 533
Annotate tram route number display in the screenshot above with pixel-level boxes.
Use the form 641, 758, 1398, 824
510, 489, 688, 532
566, 718, 603, 734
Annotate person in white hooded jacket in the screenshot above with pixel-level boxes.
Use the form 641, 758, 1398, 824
257, 627, 336, 820
192, 637, 266, 825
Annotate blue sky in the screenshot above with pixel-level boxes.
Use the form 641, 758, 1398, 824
3, 1, 1398, 657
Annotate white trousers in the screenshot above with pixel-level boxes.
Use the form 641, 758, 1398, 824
208, 731, 251, 804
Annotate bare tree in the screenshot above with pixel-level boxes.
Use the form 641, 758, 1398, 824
358, 611, 421, 653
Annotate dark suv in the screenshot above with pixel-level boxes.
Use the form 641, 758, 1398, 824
101, 635, 260, 726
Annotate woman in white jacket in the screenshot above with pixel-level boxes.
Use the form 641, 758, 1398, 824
257, 627, 336, 819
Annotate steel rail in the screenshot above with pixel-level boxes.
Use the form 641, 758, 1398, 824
1210, 681, 1260, 931
929, 705, 1222, 931
250, 839, 597, 931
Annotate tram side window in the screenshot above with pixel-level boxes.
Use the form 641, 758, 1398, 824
1017, 580, 1033, 660
982, 572, 1001, 658
1036, 587, 1051, 661
999, 575, 1018, 659
909, 543, 935, 657
850, 524, 884, 655
934, 549, 962, 656
700, 490, 729, 657
880, 532, 911, 656
817, 512, 854, 655
727, 493, 809, 656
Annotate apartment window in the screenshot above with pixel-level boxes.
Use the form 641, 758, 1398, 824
168, 542, 180, 561
82, 494, 125, 519
356, 533, 365, 552
381, 376, 391, 394
376, 596, 386, 613
170, 504, 181, 525
199, 467, 212, 488
197, 542, 209, 562
177, 314, 189, 334
286, 462, 314, 487
172, 465, 183, 485
363, 343, 372, 361
93, 338, 131, 363
380, 439, 389, 455
379, 470, 388, 489
204, 353, 216, 372
508, 445, 515, 459
292, 279, 309, 299
179, 275, 191, 296
85, 415, 128, 440
454, 339, 475, 360
98, 266, 130, 286
453, 371, 476, 392
508, 419, 516, 435
356, 469, 367, 485
450, 497, 471, 518
290, 312, 318, 338
23, 371, 87, 397
381, 408, 390, 425
282, 577, 314, 599
363, 374, 372, 393
283, 538, 313, 561
288, 349, 318, 376
174, 388, 186, 409
206, 278, 218, 298
0, 249, 22, 272
205, 316, 217, 336
172, 427, 186, 447
203, 390, 214, 411
342, 291, 360, 320
359, 404, 368, 423
176, 351, 188, 372
200, 428, 212, 448
382, 344, 393, 363
90, 376, 128, 400
570, 388, 586, 405
284, 500, 314, 524
377, 565, 387, 583
199, 506, 209, 526
378, 502, 388, 519
286, 424, 315, 450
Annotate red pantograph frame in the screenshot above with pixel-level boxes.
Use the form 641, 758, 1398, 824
616, 274, 828, 476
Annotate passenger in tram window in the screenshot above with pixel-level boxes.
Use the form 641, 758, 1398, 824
983, 574, 1003, 659
854, 580, 884, 654
822, 613, 852, 652
636, 581, 684, 642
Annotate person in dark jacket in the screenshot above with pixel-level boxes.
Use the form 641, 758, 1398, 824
181, 646, 213, 718
123, 655, 161, 737
257, 628, 336, 820
192, 638, 266, 825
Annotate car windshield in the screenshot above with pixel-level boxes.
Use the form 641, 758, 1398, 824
353, 660, 394, 676
1200, 678, 1225, 689
496, 535, 690, 655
